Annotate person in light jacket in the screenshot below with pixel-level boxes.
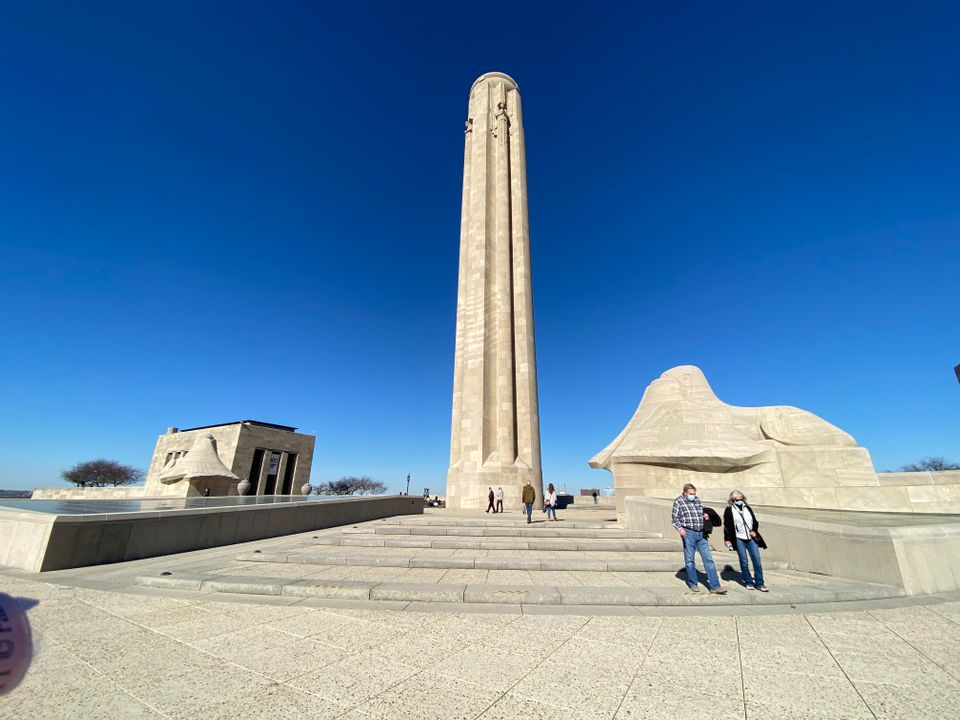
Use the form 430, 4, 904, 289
495, 487, 504, 513
544, 483, 558, 521
722, 490, 769, 592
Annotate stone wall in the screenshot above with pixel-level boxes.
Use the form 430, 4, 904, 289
874, 470, 960, 513
0, 496, 423, 573
573, 495, 615, 506
613, 469, 960, 521
0, 510, 54, 573
32, 487, 148, 500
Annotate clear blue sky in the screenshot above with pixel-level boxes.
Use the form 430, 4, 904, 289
1, 3, 958, 493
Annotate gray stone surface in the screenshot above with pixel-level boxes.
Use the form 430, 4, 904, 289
116, 505, 915, 613
410, 557, 474, 569
559, 586, 659, 606
4, 509, 960, 718
464, 584, 562, 605
136, 574, 204, 591
369, 582, 466, 603
281, 579, 376, 600
475, 559, 541, 571
203, 578, 284, 595
349, 525, 659, 539
143, 571, 903, 608
344, 555, 409, 567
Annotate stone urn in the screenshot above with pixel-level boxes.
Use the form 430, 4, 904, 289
299, 482, 312, 496
236, 480, 251, 497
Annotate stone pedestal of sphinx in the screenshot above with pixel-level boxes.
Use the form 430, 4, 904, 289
589, 366, 879, 522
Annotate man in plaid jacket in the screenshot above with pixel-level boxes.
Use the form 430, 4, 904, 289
671, 483, 727, 594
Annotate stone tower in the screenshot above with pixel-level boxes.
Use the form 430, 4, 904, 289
446, 72, 543, 510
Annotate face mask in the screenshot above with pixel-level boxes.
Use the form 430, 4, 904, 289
686, 494, 697, 501
734, 500, 744, 507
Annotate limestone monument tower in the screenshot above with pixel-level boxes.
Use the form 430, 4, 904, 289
446, 72, 543, 510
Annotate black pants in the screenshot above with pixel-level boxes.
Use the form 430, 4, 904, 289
496, 500, 503, 513
486, 498, 495, 512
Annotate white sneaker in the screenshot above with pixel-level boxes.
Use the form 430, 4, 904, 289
745, 585, 756, 590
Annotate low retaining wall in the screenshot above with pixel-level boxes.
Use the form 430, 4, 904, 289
624, 495, 960, 596
607, 470, 960, 521
575, 495, 616, 506
31, 487, 148, 500
0, 495, 422, 573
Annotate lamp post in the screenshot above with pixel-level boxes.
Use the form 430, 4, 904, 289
405, 474, 411, 496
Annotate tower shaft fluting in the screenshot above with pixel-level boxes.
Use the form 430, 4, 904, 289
447, 72, 543, 510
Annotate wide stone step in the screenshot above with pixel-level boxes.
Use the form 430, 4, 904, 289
235, 550, 684, 572
311, 536, 678, 552
136, 572, 906, 607
342, 526, 661, 539
386, 518, 618, 530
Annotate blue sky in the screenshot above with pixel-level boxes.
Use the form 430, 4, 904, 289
1, 3, 958, 492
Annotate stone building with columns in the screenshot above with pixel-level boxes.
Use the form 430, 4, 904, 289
143, 421, 315, 497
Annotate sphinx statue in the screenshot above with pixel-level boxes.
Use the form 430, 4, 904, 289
590, 366, 878, 519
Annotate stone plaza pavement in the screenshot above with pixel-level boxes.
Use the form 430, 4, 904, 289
3, 508, 960, 719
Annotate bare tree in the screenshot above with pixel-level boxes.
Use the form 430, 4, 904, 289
354, 477, 387, 495
62, 459, 144, 487
313, 476, 387, 496
899, 457, 960, 472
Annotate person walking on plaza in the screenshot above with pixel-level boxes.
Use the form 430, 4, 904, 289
495, 486, 504, 514
522, 481, 536, 523
671, 483, 727, 594
592, 490, 598, 505
486, 487, 496, 513
723, 490, 769, 592
544, 483, 558, 521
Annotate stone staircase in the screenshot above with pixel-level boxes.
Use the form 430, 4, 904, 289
136, 506, 906, 611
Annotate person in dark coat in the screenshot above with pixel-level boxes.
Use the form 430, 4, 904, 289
486, 487, 496, 513
722, 490, 768, 591
702, 506, 722, 538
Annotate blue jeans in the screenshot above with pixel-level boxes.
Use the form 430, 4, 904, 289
546, 504, 556, 520
524, 503, 533, 521
735, 537, 764, 587
682, 529, 720, 589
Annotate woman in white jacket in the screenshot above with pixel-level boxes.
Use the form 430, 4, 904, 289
544, 483, 558, 521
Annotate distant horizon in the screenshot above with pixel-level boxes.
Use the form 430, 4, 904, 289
10, 435, 959, 496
